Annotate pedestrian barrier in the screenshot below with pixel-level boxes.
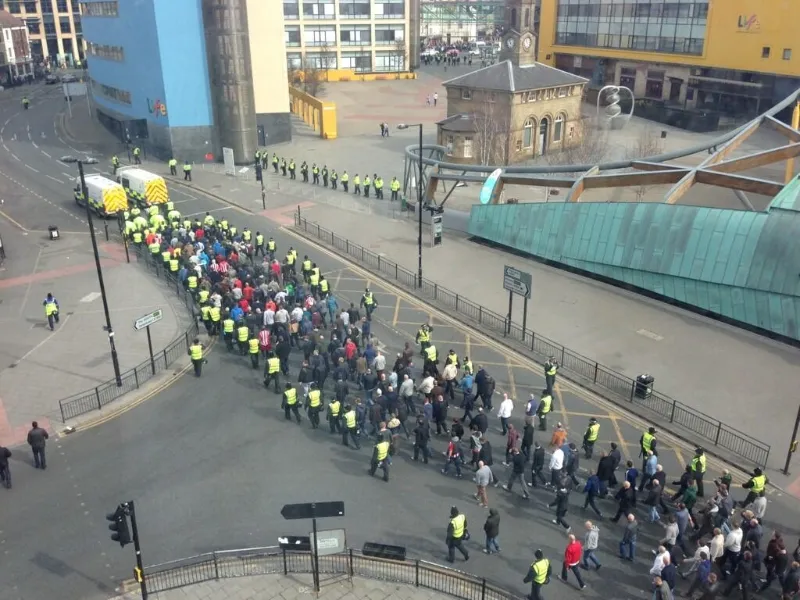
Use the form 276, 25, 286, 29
141, 546, 521, 600
57, 245, 199, 422
292, 213, 771, 468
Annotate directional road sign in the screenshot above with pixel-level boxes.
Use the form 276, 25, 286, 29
278, 536, 312, 551
308, 529, 346, 556
503, 265, 532, 299
280, 501, 345, 520
133, 308, 164, 331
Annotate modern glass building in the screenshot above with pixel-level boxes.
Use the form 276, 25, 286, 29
81, 0, 290, 163
538, 0, 800, 121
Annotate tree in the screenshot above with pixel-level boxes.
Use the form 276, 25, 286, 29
392, 39, 408, 78
473, 94, 512, 165
299, 43, 334, 98
625, 126, 665, 202
546, 117, 610, 174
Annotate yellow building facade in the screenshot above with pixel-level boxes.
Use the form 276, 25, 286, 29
537, 0, 800, 122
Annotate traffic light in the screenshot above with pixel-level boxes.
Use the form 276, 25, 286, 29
106, 504, 132, 547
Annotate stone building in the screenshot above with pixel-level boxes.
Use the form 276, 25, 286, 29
437, 0, 587, 164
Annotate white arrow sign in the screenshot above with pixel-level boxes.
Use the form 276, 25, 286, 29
503, 265, 532, 299
134, 308, 163, 330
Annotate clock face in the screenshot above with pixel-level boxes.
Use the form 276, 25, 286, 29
522, 37, 532, 51
506, 37, 515, 49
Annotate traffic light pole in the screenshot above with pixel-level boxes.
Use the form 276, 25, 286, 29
128, 501, 148, 600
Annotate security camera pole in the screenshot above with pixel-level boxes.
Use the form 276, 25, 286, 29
61, 155, 123, 387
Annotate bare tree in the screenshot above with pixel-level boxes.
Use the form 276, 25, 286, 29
393, 39, 408, 78
473, 95, 512, 165
546, 117, 610, 174
625, 126, 665, 202
300, 43, 334, 98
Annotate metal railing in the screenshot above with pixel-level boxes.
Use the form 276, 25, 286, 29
142, 546, 522, 600
57, 245, 199, 422
293, 213, 771, 468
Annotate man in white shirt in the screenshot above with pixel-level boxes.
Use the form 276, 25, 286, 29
263, 307, 275, 327
496, 394, 513, 435
372, 351, 386, 376
681, 542, 710, 577
650, 546, 669, 576
442, 362, 458, 401
417, 374, 434, 399
290, 306, 304, 323
275, 307, 289, 327
340, 309, 350, 328
549, 446, 564, 486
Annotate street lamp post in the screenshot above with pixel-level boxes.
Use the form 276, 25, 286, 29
61, 155, 123, 387
397, 123, 424, 288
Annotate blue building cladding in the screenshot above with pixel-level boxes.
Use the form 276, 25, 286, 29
81, 0, 213, 130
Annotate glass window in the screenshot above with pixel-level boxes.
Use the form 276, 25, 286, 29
79, 1, 118, 16
59, 16, 71, 33
9, 0, 20, 12
339, 0, 369, 19
461, 88, 471, 100
43, 21, 56, 34
303, 0, 335, 20
339, 25, 370, 45
57, 0, 68, 11
523, 119, 533, 148
91, 78, 131, 105
283, 1, 299, 19
374, 24, 404, 43
783, 48, 792, 61
284, 26, 301, 46
24, 1, 37, 12
762, 47, 770, 59
340, 51, 371, 72
553, 115, 564, 142
286, 52, 302, 70
374, 50, 404, 71
463, 136, 473, 158
645, 79, 663, 99
303, 25, 335, 46
27, 21, 40, 34
373, 0, 403, 19
305, 52, 337, 69
86, 41, 125, 61
446, 135, 454, 154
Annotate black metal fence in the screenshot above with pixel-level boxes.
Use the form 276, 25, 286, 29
57, 245, 199, 422
142, 546, 522, 600
293, 214, 770, 468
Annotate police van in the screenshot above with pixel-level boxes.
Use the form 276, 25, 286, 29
116, 166, 169, 208
74, 174, 128, 218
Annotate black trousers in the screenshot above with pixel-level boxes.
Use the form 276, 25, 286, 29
369, 458, 389, 481
447, 538, 469, 562
284, 404, 301, 422
32, 447, 46, 469
192, 358, 203, 377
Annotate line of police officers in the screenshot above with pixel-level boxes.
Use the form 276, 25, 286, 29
255, 150, 403, 202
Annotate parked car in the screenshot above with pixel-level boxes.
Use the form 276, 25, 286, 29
45, 75, 58, 85
61, 74, 77, 83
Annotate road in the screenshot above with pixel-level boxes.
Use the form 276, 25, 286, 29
0, 90, 798, 600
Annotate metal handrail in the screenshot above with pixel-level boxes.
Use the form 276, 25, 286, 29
292, 213, 770, 467
141, 546, 523, 600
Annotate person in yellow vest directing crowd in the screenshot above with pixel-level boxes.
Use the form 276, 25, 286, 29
183, 160, 192, 181
188, 338, 205, 377
282, 383, 302, 423
255, 231, 264, 256
445, 506, 469, 563
264, 352, 281, 393
691, 447, 707, 497
740, 467, 767, 508
523, 549, 551, 600
267, 237, 277, 259
208, 305, 221, 335
536, 389, 552, 431
305, 383, 323, 429
639, 426, 657, 470
582, 417, 600, 459
360, 287, 377, 320
43, 293, 60, 331
199, 304, 212, 335
544, 356, 559, 396
248, 336, 260, 369
168, 157, 178, 176
369, 433, 391, 481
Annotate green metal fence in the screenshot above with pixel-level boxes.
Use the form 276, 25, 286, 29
292, 213, 770, 468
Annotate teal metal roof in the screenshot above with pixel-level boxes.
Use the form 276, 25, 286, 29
468, 189, 800, 340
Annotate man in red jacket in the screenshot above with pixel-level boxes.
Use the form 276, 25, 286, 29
561, 534, 586, 590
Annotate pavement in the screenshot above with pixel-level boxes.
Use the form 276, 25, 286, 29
114, 574, 464, 600
0, 85, 194, 447
0, 87, 796, 600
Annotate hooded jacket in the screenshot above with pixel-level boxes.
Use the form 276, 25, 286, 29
483, 509, 500, 538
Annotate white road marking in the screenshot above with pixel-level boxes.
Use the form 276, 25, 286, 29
46, 174, 64, 184
183, 206, 234, 218
25, 164, 39, 173
62, 171, 74, 179
12, 314, 72, 366
41, 150, 51, 158
2, 143, 8, 152
636, 329, 664, 342
179, 192, 198, 200
10, 153, 20, 161
80, 292, 102, 303
31, 140, 38, 148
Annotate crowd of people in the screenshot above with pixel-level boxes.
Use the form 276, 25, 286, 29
118, 206, 799, 600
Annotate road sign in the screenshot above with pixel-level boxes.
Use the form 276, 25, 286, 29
280, 501, 345, 520
223, 147, 235, 176
133, 308, 163, 331
503, 265, 532, 299
308, 529, 346, 556
278, 536, 312, 551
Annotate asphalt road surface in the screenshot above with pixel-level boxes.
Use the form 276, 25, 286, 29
1, 90, 798, 600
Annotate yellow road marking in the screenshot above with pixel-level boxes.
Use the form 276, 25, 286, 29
554, 381, 569, 428
0, 208, 29, 231
506, 361, 518, 401
392, 296, 401, 326
277, 227, 755, 484
673, 446, 687, 470
610, 415, 631, 457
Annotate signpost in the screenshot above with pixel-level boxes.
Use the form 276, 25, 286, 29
281, 502, 345, 592
62, 81, 91, 119
134, 309, 163, 375
503, 265, 532, 335
223, 147, 235, 176
430, 213, 443, 247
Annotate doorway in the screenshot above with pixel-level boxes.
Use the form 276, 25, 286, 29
669, 78, 683, 103
537, 118, 549, 155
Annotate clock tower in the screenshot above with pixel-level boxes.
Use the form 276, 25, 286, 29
499, 0, 537, 67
